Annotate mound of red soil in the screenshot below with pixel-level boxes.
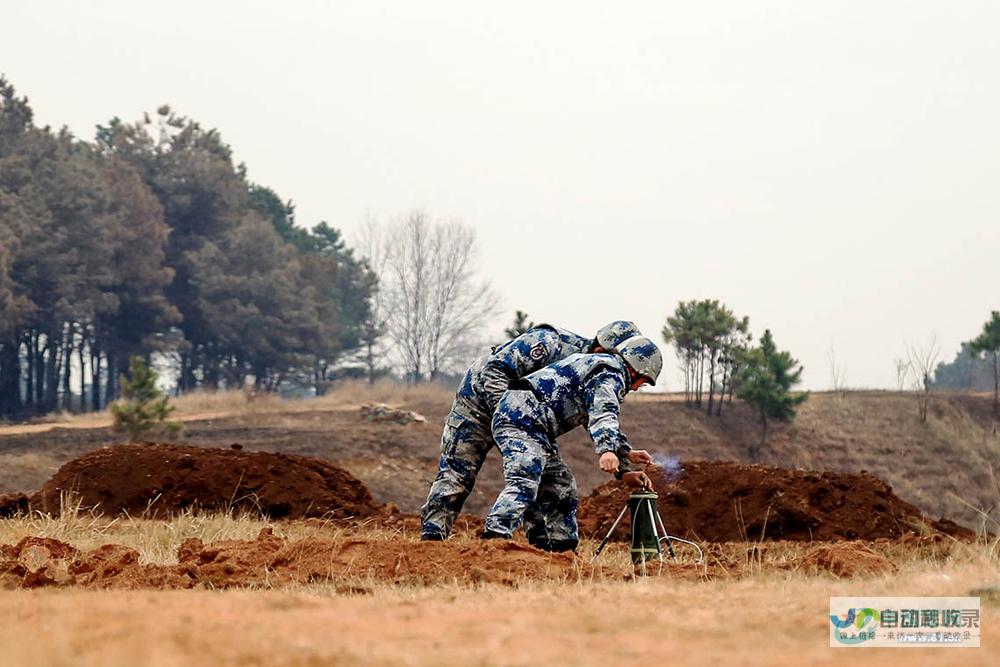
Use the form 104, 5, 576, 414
35, 443, 383, 520
579, 460, 976, 542
0, 528, 597, 589
793, 542, 897, 578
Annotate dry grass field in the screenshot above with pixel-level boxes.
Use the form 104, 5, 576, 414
1, 513, 998, 666
0, 381, 453, 435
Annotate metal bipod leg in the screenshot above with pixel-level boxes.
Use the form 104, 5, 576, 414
645, 498, 666, 562
648, 502, 676, 562
590, 502, 629, 563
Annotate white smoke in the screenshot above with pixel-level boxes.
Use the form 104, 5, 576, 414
651, 453, 683, 483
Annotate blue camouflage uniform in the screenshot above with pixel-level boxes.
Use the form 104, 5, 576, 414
419, 325, 593, 539
484, 352, 635, 550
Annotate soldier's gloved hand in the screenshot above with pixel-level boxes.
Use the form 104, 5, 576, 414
626, 449, 653, 465
622, 471, 653, 490
598, 452, 619, 474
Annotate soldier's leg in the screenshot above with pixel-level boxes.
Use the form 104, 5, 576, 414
523, 451, 579, 552
483, 417, 549, 538
419, 411, 493, 540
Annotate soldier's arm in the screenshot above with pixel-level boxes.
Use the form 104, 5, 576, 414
480, 328, 562, 412
583, 368, 632, 474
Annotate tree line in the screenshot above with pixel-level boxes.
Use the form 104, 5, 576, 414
932, 311, 1000, 415
661, 299, 808, 459
661, 299, 751, 416
0, 77, 376, 418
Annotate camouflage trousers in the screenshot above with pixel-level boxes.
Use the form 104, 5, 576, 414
484, 390, 579, 551
419, 406, 494, 540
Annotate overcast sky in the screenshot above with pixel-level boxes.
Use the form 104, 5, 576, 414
4, 1, 998, 390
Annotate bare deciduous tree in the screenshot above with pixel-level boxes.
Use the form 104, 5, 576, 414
366, 211, 500, 382
423, 221, 498, 379
387, 214, 431, 380
356, 216, 391, 383
893, 357, 911, 392
828, 346, 847, 395
906, 335, 941, 423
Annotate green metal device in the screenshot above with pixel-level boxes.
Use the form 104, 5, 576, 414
591, 490, 705, 575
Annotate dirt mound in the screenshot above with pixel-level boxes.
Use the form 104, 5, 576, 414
36, 443, 383, 519
0, 528, 597, 589
793, 542, 896, 578
0, 493, 31, 518
579, 460, 974, 542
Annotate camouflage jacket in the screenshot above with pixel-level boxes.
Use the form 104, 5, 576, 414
452, 324, 592, 422
516, 352, 633, 458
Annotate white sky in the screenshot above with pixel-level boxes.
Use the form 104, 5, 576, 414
3, 1, 998, 390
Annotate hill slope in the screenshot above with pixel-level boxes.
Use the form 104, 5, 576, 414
1, 390, 997, 529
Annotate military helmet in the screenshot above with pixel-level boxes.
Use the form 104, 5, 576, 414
618, 336, 663, 386
595, 320, 641, 352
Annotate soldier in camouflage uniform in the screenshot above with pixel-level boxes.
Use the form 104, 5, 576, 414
482, 336, 663, 551
419, 321, 642, 541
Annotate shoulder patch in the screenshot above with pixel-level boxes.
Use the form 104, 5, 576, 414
529, 344, 546, 361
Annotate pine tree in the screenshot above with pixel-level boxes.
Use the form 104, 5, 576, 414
111, 356, 182, 442
505, 310, 534, 339
969, 311, 1000, 416
734, 330, 808, 461
662, 299, 749, 414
